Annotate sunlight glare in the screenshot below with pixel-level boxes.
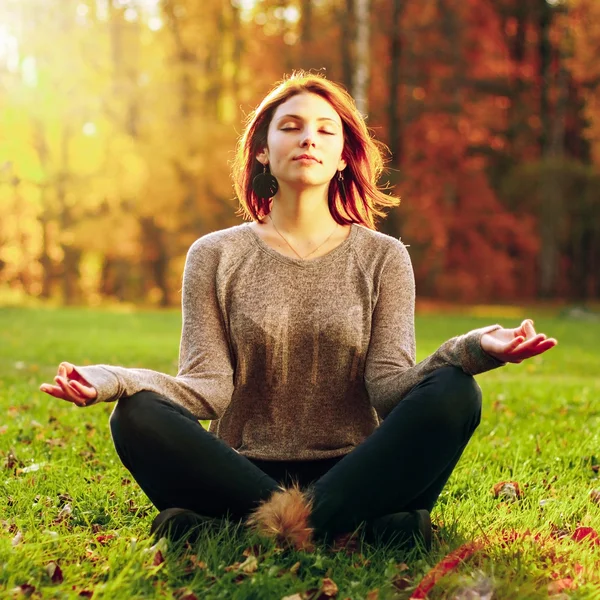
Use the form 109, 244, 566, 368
21, 56, 37, 88
83, 122, 97, 136
148, 16, 163, 31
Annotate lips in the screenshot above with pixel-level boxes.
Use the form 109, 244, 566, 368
293, 154, 320, 163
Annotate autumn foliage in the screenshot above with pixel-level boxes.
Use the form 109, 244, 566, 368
0, 0, 598, 305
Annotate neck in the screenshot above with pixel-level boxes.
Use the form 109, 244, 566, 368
268, 182, 336, 239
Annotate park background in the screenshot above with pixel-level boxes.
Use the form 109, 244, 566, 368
1, 0, 599, 308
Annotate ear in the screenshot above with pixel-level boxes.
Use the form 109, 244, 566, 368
256, 148, 269, 165
337, 156, 347, 171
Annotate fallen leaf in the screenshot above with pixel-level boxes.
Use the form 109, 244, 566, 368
571, 527, 599, 545
10, 583, 36, 597
411, 541, 484, 599
46, 561, 64, 584
242, 544, 263, 557
4, 448, 24, 470
589, 490, 600, 504
281, 595, 303, 600
547, 577, 576, 595
391, 576, 411, 591
491, 481, 522, 501
57, 504, 73, 519
175, 589, 199, 600
95, 534, 115, 545
366, 590, 379, 600
321, 578, 338, 597
240, 555, 258, 574
11, 531, 23, 546
78, 591, 93, 598
153, 550, 165, 566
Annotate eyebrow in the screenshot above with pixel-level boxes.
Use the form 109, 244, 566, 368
276, 114, 340, 126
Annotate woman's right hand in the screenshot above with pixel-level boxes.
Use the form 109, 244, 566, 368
40, 362, 98, 407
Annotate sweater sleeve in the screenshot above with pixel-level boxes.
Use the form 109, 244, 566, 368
364, 240, 506, 419
71, 238, 234, 420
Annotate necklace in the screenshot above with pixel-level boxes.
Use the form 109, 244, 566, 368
269, 214, 339, 260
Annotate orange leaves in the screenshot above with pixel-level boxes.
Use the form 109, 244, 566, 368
491, 481, 523, 502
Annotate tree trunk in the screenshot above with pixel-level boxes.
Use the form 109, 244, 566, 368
339, 0, 355, 91
379, 0, 404, 238
353, 0, 370, 115
538, 0, 566, 298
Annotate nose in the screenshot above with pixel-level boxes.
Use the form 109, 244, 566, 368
300, 128, 317, 148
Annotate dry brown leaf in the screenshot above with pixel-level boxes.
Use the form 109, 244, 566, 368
11, 531, 23, 546
78, 591, 93, 598
391, 576, 411, 591
240, 555, 258, 574
152, 550, 165, 566
175, 589, 199, 600
365, 591, 379, 600
243, 544, 263, 557
492, 481, 522, 501
95, 534, 115, 545
281, 594, 303, 600
589, 490, 600, 504
46, 561, 64, 584
10, 583, 36, 597
321, 578, 338, 597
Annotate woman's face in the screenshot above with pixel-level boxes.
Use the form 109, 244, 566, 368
257, 92, 347, 190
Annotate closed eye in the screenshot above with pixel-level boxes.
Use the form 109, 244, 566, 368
280, 127, 335, 135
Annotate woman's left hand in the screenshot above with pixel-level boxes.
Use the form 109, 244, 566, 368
481, 319, 557, 364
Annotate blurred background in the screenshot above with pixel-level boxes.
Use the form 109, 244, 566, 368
0, 0, 598, 308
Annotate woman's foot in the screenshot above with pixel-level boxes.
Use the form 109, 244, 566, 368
150, 508, 220, 544
366, 509, 432, 549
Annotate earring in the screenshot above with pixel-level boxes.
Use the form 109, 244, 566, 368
252, 164, 279, 200
337, 170, 347, 202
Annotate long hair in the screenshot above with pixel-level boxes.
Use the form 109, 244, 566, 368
232, 71, 400, 230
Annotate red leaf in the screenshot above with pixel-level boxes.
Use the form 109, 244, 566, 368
411, 541, 484, 599
571, 527, 599, 545
153, 550, 165, 566
547, 577, 576, 594
95, 534, 115, 545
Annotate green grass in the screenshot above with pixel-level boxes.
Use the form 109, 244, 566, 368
1, 306, 599, 599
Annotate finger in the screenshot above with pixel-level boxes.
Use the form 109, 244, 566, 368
69, 380, 97, 400
40, 384, 70, 402
55, 376, 86, 406
512, 338, 557, 360
59, 362, 74, 377
523, 319, 537, 339
514, 333, 547, 351
505, 335, 525, 351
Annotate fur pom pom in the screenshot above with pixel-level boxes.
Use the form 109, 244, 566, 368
247, 484, 314, 551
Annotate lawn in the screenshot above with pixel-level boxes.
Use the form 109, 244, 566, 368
1, 306, 599, 599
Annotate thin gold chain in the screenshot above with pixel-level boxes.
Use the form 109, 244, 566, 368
269, 214, 339, 260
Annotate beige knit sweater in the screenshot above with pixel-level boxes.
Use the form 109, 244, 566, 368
74, 222, 505, 460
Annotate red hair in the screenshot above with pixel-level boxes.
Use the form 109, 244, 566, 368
232, 71, 399, 230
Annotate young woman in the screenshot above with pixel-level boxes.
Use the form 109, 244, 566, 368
39, 72, 557, 551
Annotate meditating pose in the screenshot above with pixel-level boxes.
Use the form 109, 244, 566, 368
40, 72, 557, 551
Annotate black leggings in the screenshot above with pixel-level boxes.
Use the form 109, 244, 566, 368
109, 366, 482, 538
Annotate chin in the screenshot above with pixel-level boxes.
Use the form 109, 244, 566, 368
282, 175, 331, 189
